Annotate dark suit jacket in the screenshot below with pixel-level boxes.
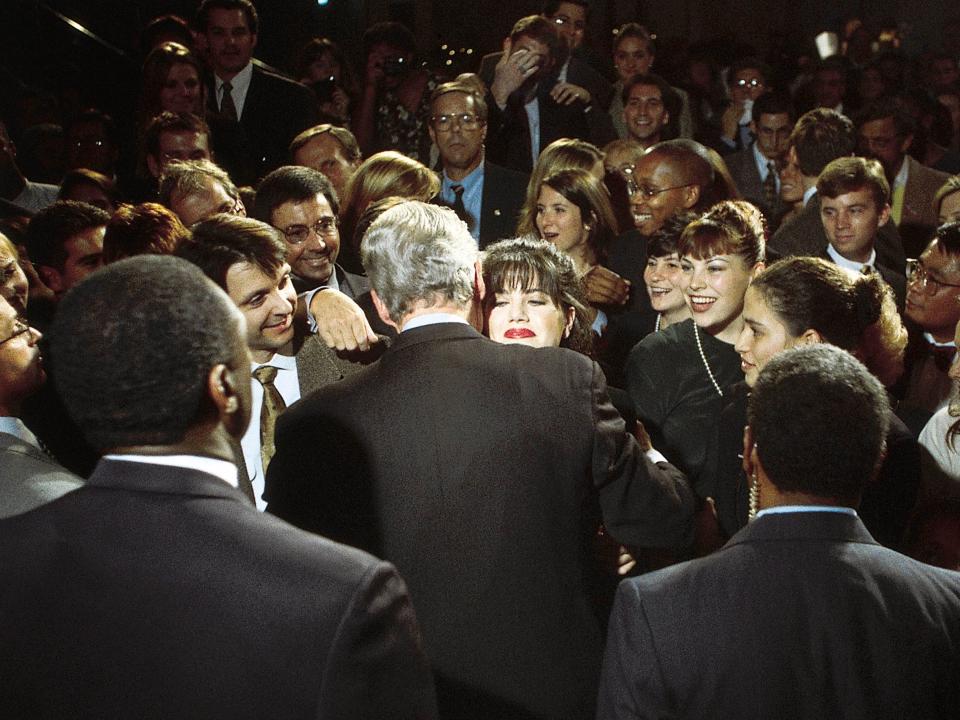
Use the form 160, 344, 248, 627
266, 322, 693, 720
598, 512, 960, 719
207, 65, 320, 186
724, 143, 781, 221
898, 155, 951, 258
769, 192, 907, 273
812, 245, 908, 312
478, 52, 613, 111
0, 431, 82, 518
0, 459, 437, 719
433, 161, 528, 249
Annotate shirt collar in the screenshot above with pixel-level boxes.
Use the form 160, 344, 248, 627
442, 161, 484, 195
102, 454, 239, 488
826, 242, 876, 272
217, 61, 253, 94
802, 186, 818, 207
401, 313, 469, 332
892, 156, 909, 189
752, 141, 775, 179
0, 417, 40, 448
923, 332, 957, 349
252, 352, 298, 371
757, 505, 857, 518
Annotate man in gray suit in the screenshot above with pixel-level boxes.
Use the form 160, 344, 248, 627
176, 214, 382, 508
0, 296, 81, 517
599, 345, 960, 719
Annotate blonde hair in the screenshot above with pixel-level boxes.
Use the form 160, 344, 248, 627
340, 151, 440, 251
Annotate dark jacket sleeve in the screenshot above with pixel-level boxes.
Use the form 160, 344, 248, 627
590, 361, 695, 548
318, 561, 439, 719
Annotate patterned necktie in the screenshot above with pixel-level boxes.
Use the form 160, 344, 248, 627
762, 161, 778, 212
252, 365, 286, 474
220, 80, 238, 121
451, 184, 473, 231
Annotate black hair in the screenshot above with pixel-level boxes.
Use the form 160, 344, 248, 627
25, 200, 110, 271
748, 344, 890, 503
196, 0, 259, 34
789, 108, 856, 177
254, 165, 340, 222
48, 255, 244, 450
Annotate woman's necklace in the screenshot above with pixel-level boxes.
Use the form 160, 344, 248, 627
655, 313, 662, 332
693, 323, 723, 397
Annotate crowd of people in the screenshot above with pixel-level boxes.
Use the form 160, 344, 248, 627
2, 0, 960, 717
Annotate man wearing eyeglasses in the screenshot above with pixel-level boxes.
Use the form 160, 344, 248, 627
0, 296, 82, 517
898, 222, 960, 430
428, 82, 528, 249
719, 58, 771, 154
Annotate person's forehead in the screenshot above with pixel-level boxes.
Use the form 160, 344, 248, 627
300, 133, 347, 159
615, 36, 650, 54
226, 260, 287, 298
513, 35, 548, 55
159, 129, 208, 149
821, 187, 876, 208
628, 83, 663, 100
922, 240, 960, 274
734, 67, 764, 82
554, 2, 586, 19
860, 116, 896, 136
207, 7, 250, 31
636, 152, 682, 182
757, 112, 791, 129
432, 91, 475, 115
275, 193, 333, 222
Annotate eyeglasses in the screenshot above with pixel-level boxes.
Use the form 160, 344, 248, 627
281, 217, 338, 245
551, 15, 586, 31
733, 78, 764, 89
906, 258, 960, 295
431, 113, 483, 132
0, 318, 32, 347
612, 164, 640, 195
633, 183, 692, 200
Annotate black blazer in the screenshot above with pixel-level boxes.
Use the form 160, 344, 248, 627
266, 322, 693, 720
599, 512, 960, 719
207, 65, 320, 185
0, 459, 437, 719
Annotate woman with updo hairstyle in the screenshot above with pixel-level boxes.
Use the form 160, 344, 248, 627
626, 200, 765, 496
517, 138, 605, 236
707, 256, 916, 550
139, 42, 205, 126
338, 151, 440, 273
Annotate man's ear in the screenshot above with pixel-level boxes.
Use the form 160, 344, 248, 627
473, 260, 486, 303
796, 328, 823, 345
37, 265, 63, 295
899, 133, 913, 154
878, 202, 891, 227
207, 363, 246, 438
370, 289, 399, 331
681, 183, 700, 210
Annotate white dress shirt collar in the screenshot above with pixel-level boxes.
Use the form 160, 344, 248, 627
103, 454, 239, 488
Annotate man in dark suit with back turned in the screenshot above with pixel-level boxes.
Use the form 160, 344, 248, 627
0, 255, 437, 718
197, 0, 320, 186
265, 201, 694, 720
598, 344, 960, 720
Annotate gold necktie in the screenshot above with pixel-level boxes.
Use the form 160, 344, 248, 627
252, 365, 286, 474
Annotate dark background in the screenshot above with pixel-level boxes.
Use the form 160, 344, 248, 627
0, 0, 956, 130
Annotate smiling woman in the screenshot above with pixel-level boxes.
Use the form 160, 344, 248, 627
626, 200, 764, 495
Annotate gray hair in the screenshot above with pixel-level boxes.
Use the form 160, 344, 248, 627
361, 201, 477, 321
158, 159, 239, 209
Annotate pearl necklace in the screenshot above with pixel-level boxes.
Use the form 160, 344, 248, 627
693, 323, 723, 397
655, 313, 662, 332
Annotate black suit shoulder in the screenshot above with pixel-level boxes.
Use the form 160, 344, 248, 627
479, 160, 529, 247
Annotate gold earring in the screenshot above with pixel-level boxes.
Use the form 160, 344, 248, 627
225, 396, 238, 414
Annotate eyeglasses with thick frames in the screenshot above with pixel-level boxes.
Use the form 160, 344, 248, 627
431, 113, 483, 132
281, 217, 338, 245
0, 318, 32, 347
906, 258, 960, 295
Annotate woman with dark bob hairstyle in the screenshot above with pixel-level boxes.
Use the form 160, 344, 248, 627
708, 255, 916, 550
482, 236, 594, 356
